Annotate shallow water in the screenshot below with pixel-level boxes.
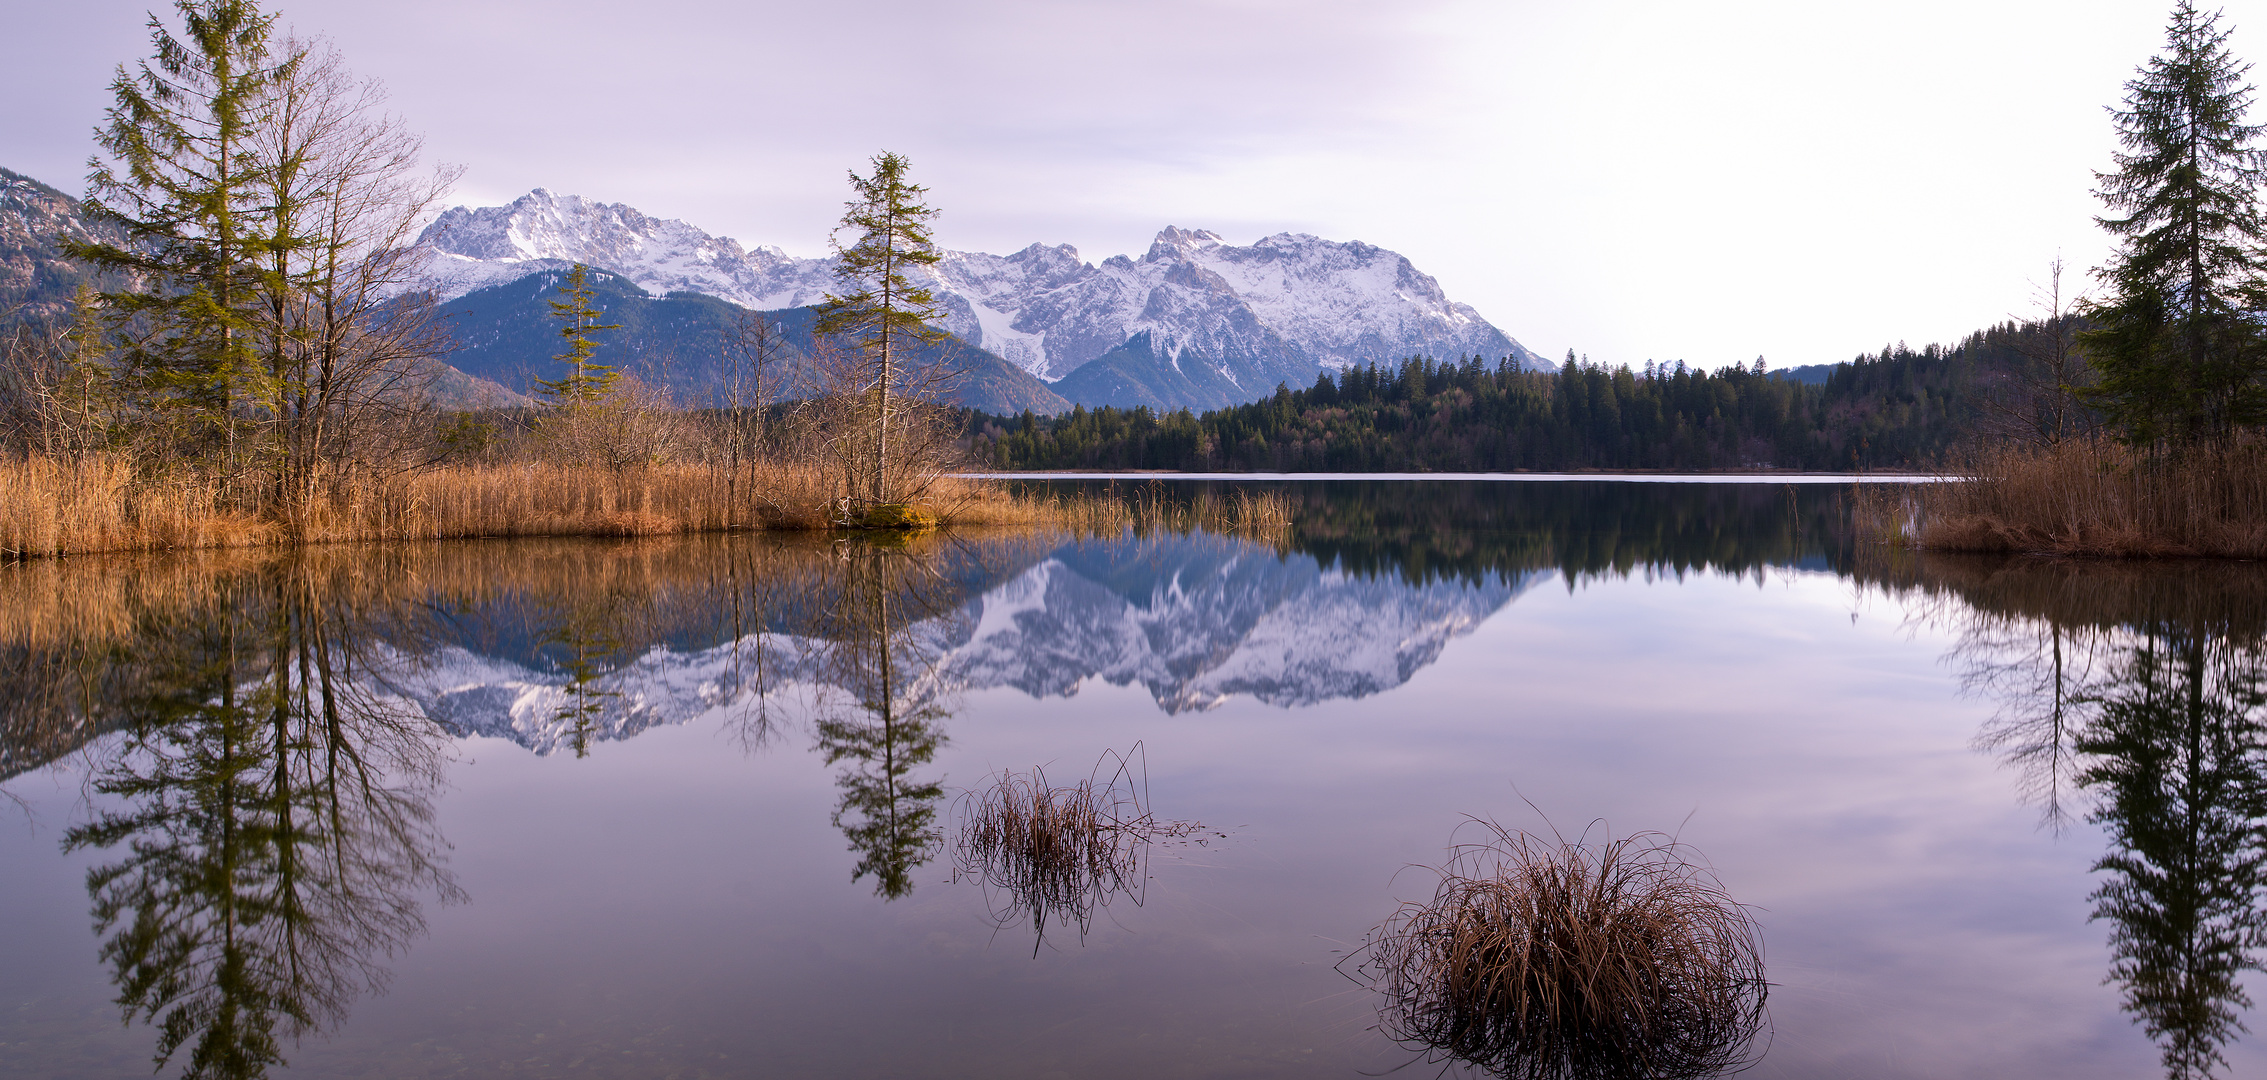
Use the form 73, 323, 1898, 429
2, 480, 2261, 1079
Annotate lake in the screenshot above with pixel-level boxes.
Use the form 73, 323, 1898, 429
2, 478, 2260, 1079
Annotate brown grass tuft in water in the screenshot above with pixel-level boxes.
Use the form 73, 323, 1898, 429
950, 745, 1204, 952
1356, 822, 1769, 1080
1, 452, 1301, 559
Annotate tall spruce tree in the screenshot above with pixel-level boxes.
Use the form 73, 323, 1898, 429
2087, 0, 2267, 445
533, 263, 621, 406
813, 152, 945, 505
67, 0, 298, 470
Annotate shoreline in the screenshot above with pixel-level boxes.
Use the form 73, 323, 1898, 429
963, 470, 1949, 484
1856, 436, 2267, 560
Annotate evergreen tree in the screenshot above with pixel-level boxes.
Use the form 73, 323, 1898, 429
2087, 0, 2267, 444
814, 152, 945, 505
532, 263, 621, 406
66, 0, 297, 466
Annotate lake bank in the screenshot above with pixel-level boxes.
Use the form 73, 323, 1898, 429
1860, 435, 2267, 559
0, 455, 1304, 559
963, 470, 1946, 484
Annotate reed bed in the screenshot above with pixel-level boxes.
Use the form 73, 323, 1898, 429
950, 745, 1204, 952
1039, 481, 1295, 537
0, 454, 1015, 557
0, 454, 276, 556
2, 452, 1301, 559
1355, 823, 1768, 1080
1868, 434, 2267, 558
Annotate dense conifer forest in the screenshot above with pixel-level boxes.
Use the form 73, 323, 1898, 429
971, 322, 2076, 472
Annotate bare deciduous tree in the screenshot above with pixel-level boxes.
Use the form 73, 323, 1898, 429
249, 39, 461, 527
718, 308, 790, 525
1981, 257, 2102, 447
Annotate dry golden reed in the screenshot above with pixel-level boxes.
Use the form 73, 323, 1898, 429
1030, 481, 1294, 537
1863, 434, 2267, 558
1355, 821, 1769, 1080
1, 456, 1017, 557
0, 455, 275, 556
2, 455, 1299, 559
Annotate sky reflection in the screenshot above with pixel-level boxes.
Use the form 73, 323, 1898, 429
3, 486, 2262, 1078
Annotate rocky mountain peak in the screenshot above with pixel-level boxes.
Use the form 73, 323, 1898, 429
406, 186, 1542, 410
1144, 226, 1227, 262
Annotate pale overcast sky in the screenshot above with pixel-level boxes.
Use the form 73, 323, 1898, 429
0, 0, 2235, 370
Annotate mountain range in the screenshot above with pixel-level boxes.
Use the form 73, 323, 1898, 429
3, 165, 1540, 413
415, 189, 1542, 411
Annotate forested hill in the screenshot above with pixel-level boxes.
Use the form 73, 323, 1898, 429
972, 324, 2069, 472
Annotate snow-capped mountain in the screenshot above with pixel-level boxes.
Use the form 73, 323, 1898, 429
413, 190, 1541, 409
932, 227, 1533, 382
417, 191, 838, 310
376, 533, 1540, 754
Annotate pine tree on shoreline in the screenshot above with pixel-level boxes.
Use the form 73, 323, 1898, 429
2086, 0, 2267, 445
814, 152, 946, 506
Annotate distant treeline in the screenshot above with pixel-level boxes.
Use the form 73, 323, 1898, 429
971, 322, 2082, 472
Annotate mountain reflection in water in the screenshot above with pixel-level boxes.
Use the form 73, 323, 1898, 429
1891, 556, 2267, 1080
15, 481, 2263, 1077
0, 481, 1848, 1077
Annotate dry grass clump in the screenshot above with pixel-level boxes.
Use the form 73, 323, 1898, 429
1875, 434, 2267, 558
1356, 823, 1768, 1080
950, 745, 1204, 952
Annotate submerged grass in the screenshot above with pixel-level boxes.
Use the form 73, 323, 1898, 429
1355, 821, 1769, 1080
950, 745, 1206, 953
1856, 434, 2267, 558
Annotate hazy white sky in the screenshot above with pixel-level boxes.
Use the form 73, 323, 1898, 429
0, 0, 2237, 369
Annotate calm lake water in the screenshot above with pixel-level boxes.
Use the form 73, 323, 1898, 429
3, 479, 2262, 1079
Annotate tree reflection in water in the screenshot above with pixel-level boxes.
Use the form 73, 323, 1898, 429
1915, 557, 2267, 1079
526, 586, 635, 759
49, 556, 460, 1080
806, 538, 959, 900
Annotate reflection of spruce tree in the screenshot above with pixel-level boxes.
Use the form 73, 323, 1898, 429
530, 592, 632, 759
2076, 626, 2267, 1080
61, 563, 456, 1079
811, 542, 951, 899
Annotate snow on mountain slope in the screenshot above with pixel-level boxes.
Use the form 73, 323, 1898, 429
416, 190, 837, 309
411, 190, 1542, 388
